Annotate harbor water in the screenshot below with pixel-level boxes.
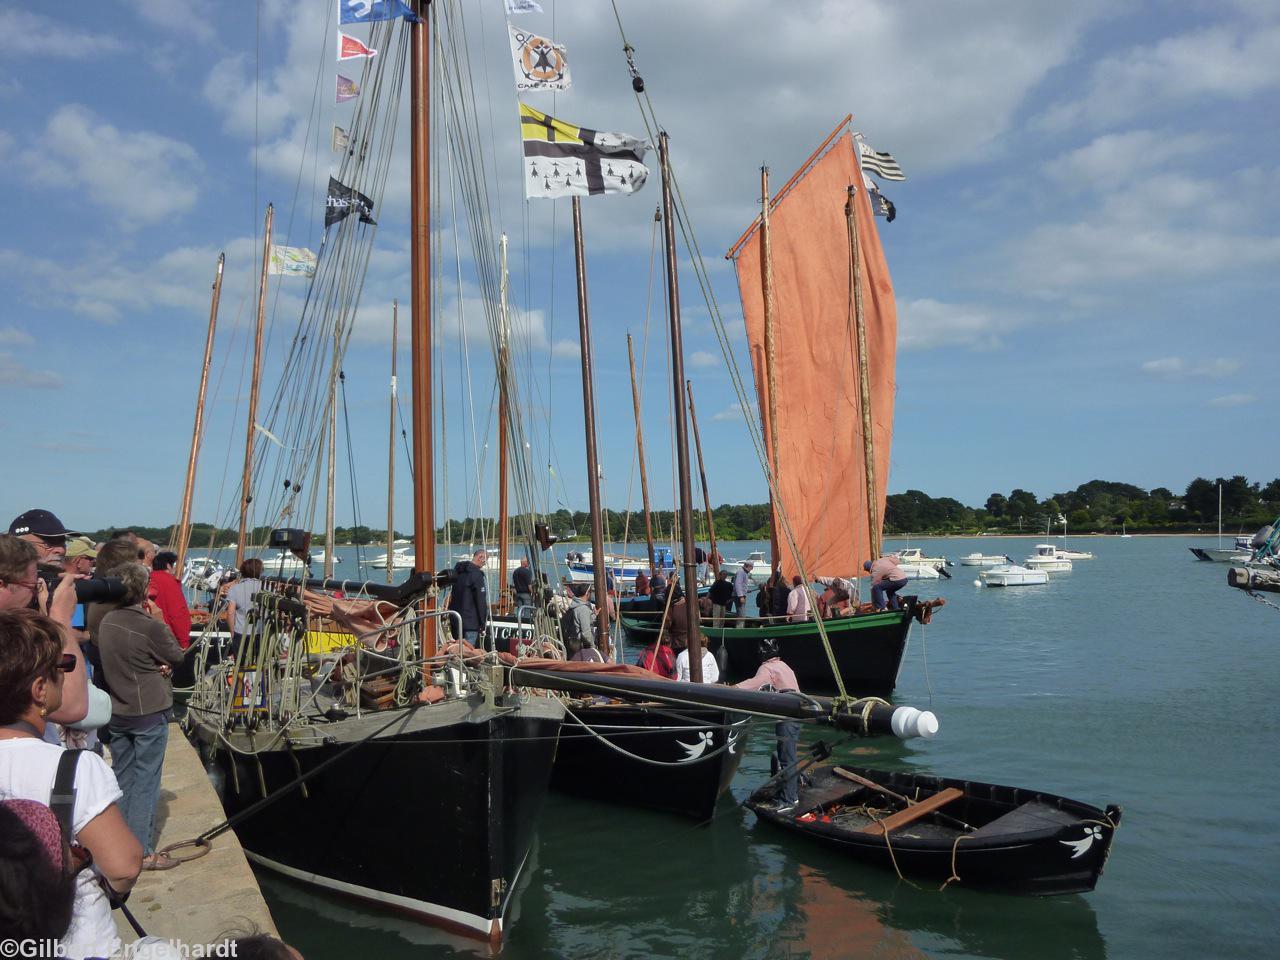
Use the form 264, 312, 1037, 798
220, 535, 1276, 958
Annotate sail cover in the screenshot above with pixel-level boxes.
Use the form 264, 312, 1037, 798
731, 133, 896, 580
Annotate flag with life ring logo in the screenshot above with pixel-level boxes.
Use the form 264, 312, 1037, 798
509, 23, 571, 92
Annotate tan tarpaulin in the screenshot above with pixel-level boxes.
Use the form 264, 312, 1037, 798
732, 133, 896, 579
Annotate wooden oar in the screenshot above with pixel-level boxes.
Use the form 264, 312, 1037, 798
833, 766, 975, 831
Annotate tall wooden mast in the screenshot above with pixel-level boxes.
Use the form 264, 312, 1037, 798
386, 299, 398, 584
237, 204, 272, 569
324, 330, 339, 579
845, 186, 881, 560
571, 197, 610, 656
659, 132, 703, 682
410, 3, 436, 657
497, 234, 511, 605
759, 168, 781, 571
175, 253, 224, 571
686, 379, 719, 576
626, 334, 657, 574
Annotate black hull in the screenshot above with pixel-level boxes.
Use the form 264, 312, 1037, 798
748, 765, 1121, 897
549, 702, 750, 821
191, 697, 562, 944
620, 602, 915, 696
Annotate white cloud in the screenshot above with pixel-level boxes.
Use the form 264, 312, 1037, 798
19, 105, 201, 226
689, 350, 718, 368
898, 299, 1017, 351
711, 403, 748, 422
551, 340, 581, 360
1207, 393, 1256, 407
0, 352, 62, 390
1141, 357, 1242, 378
0, 327, 34, 347
1044, 131, 1207, 187
1038, 24, 1280, 132
133, 0, 215, 43
0, 10, 123, 58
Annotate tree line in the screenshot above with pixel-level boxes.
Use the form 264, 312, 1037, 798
80, 475, 1280, 547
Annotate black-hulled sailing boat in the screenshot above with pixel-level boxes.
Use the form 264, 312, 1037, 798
620, 117, 935, 696
186, 4, 563, 945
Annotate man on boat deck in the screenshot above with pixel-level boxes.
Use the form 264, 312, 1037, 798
733, 561, 753, 627
736, 639, 801, 809
815, 575, 855, 618
786, 576, 811, 622
447, 549, 488, 646
512, 557, 533, 611
865, 554, 908, 611
707, 569, 734, 628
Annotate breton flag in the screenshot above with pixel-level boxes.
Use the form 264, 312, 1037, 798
337, 32, 378, 60
509, 24, 571, 91
268, 245, 318, 278
505, 0, 544, 14
519, 103, 648, 200
339, 0, 419, 24
331, 125, 351, 152
858, 139, 906, 181
325, 176, 377, 228
863, 173, 896, 222
336, 74, 360, 103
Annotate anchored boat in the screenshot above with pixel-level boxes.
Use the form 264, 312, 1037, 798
747, 764, 1121, 896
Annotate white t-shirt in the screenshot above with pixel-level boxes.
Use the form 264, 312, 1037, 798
674, 648, 720, 683
0, 738, 124, 960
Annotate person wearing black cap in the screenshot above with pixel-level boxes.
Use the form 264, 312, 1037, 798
8, 508, 69, 572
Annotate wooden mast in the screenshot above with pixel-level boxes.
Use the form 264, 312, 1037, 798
571, 197, 610, 657
759, 168, 781, 572
410, 3, 436, 658
659, 131, 703, 682
386, 299, 398, 584
324, 331, 338, 579
497, 234, 511, 606
237, 204, 272, 569
846, 186, 881, 561
686, 379, 719, 576
175, 253, 224, 572
626, 333, 657, 574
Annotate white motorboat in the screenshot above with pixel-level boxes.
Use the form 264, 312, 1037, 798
367, 547, 416, 570
724, 550, 773, 583
898, 561, 944, 580
980, 564, 1049, 586
181, 556, 226, 592
895, 547, 950, 567
565, 548, 674, 584
958, 552, 1009, 567
1024, 544, 1073, 572
1054, 547, 1094, 560
259, 552, 307, 574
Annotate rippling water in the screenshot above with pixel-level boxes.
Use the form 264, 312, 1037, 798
238, 536, 1278, 958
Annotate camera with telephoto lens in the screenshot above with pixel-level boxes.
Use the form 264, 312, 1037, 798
36, 565, 128, 604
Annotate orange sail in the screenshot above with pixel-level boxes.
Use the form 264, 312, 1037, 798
730, 131, 896, 579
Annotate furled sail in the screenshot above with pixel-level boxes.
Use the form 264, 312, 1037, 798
731, 132, 896, 579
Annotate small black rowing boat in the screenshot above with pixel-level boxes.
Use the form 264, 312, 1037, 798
747, 764, 1121, 896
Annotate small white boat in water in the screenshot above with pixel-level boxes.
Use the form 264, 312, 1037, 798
981, 564, 1049, 586
896, 547, 950, 567
1054, 547, 1094, 560
1024, 544, 1073, 572
958, 552, 1009, 567
367, 548, 416, 569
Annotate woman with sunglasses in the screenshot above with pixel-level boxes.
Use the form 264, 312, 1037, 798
0, 608, 142, 959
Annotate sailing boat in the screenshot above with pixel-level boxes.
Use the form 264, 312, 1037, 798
185, 7, 564, 945
1189, 482, 1251, 561
619, 119, 935, 695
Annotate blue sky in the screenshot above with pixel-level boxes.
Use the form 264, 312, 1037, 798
1, 0, 1277, 536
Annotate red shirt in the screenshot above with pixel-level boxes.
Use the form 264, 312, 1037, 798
148, 569, 192, 648
637, 642, 675, 679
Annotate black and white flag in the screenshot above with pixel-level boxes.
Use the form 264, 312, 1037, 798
863, 173, 896, 222
325, 176, 377, 228
858, 139, 906, 181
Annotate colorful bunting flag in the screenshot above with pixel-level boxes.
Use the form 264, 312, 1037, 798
509, 24, 571, 91
268, 245, 318, 277
336, 74, 360, 103
337, 32, 378, 60
519, 104, 648, 199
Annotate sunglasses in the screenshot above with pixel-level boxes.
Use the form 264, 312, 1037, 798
56, 654, 77, 674
37, 535, 67, 548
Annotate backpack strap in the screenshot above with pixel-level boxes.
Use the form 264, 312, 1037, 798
50, 748, 82, 845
